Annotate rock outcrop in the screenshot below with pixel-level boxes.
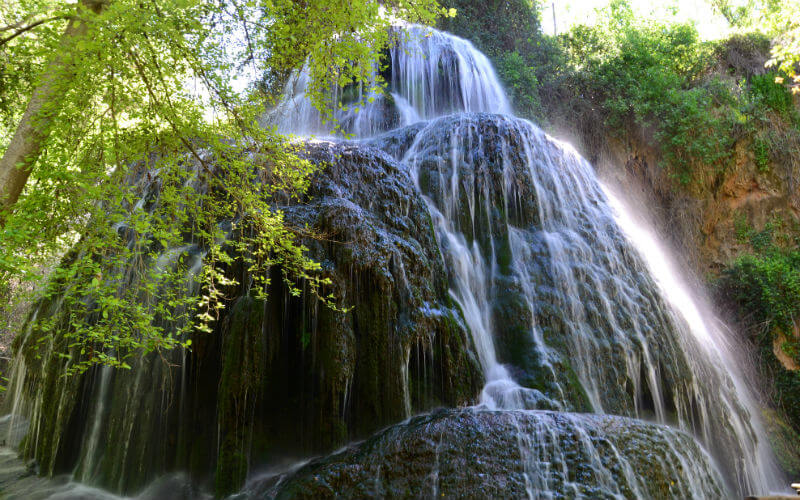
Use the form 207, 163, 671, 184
4, 139, 483, 496
259, 409, 726, 499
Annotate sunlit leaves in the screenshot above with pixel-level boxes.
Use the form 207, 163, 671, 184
0, 0, 442, 375
765, 0, 800, 94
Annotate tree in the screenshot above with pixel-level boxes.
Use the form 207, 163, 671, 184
0, 0, 445, 373
709, 0, 759, 27
766, 0, 800, 92
0, 0, 107, 222
709, 0, 800, 92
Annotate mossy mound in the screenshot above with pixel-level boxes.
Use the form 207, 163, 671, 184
261, 408, 726, 499
5, 140, 482, 496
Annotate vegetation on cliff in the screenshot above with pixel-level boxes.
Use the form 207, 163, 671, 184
444, 1, 798, 185
557, 0, 800, 468
720, 219, 800, 452
1, 0, 800, 495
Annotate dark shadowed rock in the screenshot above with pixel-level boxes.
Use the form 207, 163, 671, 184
4, 139, 482, 496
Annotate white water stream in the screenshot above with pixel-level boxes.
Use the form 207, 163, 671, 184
602, 183, 783, 494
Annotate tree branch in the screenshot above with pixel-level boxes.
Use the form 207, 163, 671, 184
126, 47, 218, 178
0, 15, 36, 32
0, 16, 67, 47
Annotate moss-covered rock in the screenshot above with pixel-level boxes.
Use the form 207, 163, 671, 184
762, 408, 800, 477
4, 139, 483, 497
265, 408, 726, 499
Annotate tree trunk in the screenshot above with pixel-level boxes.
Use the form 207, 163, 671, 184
0, 0, 107, 223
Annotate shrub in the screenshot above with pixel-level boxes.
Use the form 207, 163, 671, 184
750, 73, 797, 120
561, 11, 743, 184
753, 133, 772, 172
496, 51, 543, 119
723, 251, 800, 333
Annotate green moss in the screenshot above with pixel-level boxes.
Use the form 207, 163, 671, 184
494, 234, 513, 274
215, 295, 267, 497
434, 307, 482, 404
349, 275, 406, 433
558, 358, 593, 413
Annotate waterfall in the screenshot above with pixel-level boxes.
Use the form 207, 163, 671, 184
267, 25, 511, 137
271, 23, 784, 496
387, 113, 783, 494
1, 22, 788, 499
601, 184, 784, 494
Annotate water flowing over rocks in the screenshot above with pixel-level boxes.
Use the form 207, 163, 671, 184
268, 25, 511, 138
369, 113, 783, 495
1, 23, 790, 499
252, 409, 726, 500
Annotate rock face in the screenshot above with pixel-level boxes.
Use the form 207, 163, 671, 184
578, 129, 800, 276
257, 409, 725, 500
541, 39, 800, 281
4, 139, 482, 496
545, 78, 800, 479
369, 115, 694, 416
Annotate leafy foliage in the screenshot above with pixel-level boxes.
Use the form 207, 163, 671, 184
559, 3, 742, 184
752, 132, 772, 172
710, 0, 800, 92
496, 51, 543, 118
750, 72, 799, 121
0, 0, 444, 374
552, 0, 800, 185
724, 250, 800, 335
764, 0, 800, 93
0, 0, 65, 149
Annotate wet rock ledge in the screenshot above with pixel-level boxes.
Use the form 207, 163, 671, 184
248, 408, 727, 499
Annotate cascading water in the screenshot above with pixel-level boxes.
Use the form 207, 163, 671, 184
1, 23, 788, 499
268, 25, 510, 138
383, 112, 783, 495
601, 183, 784, 494
270, 24, 784, 496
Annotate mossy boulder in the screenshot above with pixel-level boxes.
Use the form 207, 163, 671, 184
5, 139, 482, 497
261, 408, 726, 499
